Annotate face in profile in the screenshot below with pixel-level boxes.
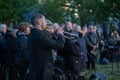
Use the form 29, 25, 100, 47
49, 28, 54, 33
53, 23, 59, 31
32, 14, 47, 30
42, 16, 47, 28
0, 24, 7, 34
83, 27, 88, 33
89, 25, 94, 33
37, 16, 47, 30
18, 22, 30, 35
66, 22, 73, 31
25, 27, 30, 35
2, 27, 7, 34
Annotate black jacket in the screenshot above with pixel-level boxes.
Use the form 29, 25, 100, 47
0, 32, 7, 63
15, 32, 30, 68
77, 32, 88, 62
0, 32, 6, 52
6, 31, 16, 66
28, 28, 65, 80
86, 32, 99, 51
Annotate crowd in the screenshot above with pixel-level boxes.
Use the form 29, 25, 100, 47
0, 13, 120, 80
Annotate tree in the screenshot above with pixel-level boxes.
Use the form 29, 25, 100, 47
1, 0, 120, 26
38, 0, 120, 24
77, 0, 120, 25
0, 0, 38, 24
39, 0, 64, 23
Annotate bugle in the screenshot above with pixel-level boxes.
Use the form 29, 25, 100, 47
63, 31, 78, 39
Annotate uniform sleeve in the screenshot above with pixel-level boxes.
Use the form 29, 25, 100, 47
41, 32, 65, 50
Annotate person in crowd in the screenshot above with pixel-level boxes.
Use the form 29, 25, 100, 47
113, 30, 120, 41
96, 27, 105, 60
63, 22, 76, 39
86, 25, 99, 69
6, 29, 18, 80
59, 22, 83, 80
113, 30, 120, 46
46, 21, 58, 61
15, 22, 31, 80
72, 23, 77, 29
0, 24, 7, 80
73, 25, 88, 78
107, 30, 119, 61
52, 23, 60, 38
82, 26, 88, 33
74, 25, 88, 63
28, 13, 65, 80
64, 22, 73, 32
82, 27, 89, 62
107, 31, 117, 46
96, 28, 104, 48
53, 23, 60, 31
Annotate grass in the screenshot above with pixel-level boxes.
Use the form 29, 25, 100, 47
85, 62, 120, 80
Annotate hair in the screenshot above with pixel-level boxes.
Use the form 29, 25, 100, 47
64, 21, 72, 30
0, 24, 7, 29
74, 25, 81, 32
18, 22, 30, 32
65, 22, 72, 27
31, 13, 44, 26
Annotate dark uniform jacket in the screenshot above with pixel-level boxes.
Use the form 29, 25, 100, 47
6, 31, 16, 66
15, 32, 30, 68
85, 32, 99, 69
76, 32, 88, 62
86, 32, 99, 52
107, 36, 116, 46
0, 32, 6, 64
28, 28, 65, 80
60, 31, 82, 77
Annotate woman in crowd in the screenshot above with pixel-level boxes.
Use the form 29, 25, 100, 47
15, 22, 31, 80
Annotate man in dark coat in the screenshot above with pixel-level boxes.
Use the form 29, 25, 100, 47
86, 25, 99, 69
0, 24, 7, 80
6, 29, 18, 80
60, 22, 83, 80
28, 14, 65, 80
74, 25, 88, 63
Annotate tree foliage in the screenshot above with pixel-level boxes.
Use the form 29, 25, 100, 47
76, 0, 120, 24
0, 0, 38, 23
0, 0, 120, 25
39, 0, 120, 24
39, 0, 64, 23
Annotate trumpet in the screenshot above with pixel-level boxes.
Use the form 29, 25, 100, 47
63, 31, 76, 36
63, 31, 78, 39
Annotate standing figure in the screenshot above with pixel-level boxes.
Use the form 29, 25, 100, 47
28, 14, 65, 80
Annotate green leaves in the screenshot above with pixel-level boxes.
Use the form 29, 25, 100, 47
39, 0, 64, 23
0, 0, 120, 25
0, 0, 38, 23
